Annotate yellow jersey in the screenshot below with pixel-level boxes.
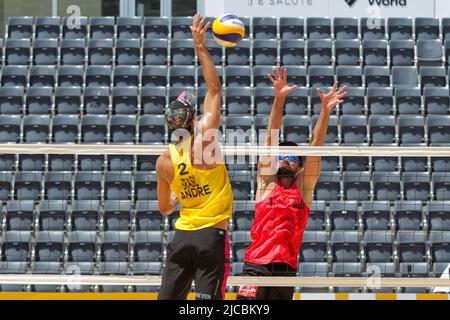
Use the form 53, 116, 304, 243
168, 137, 233, 231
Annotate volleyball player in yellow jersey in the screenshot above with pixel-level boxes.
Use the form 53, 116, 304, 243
156, 13, 233, 300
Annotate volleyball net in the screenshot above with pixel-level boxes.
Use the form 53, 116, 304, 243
0, 144, 449, 294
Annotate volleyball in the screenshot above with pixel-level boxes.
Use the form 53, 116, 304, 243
212, 13, 245, 47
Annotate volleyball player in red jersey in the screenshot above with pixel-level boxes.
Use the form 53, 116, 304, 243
237, 68, 347, 300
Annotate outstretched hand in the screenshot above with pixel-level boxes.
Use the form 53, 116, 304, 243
268, 67, 299, 97
316, 82, 348, 113
189, 13, 210, 47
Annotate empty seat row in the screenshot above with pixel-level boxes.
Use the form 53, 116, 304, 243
7, 17, 450, 41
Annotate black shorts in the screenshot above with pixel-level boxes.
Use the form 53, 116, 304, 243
158, 227, 230, 300
236, 262, 297, 300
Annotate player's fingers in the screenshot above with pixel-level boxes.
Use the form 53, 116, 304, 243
316, 87, 324, 99
267, 74, 276, 83
201, 21, 211, 33
273, 67, 278, 80
337, 91, 348, 99
283, 68, 288, 81
337, 85, 348, 94
193, 13, 198, 27
199, 16, 207, 29
331, 81, 338, 93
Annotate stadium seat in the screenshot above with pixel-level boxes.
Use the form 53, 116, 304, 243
388, 18, 413, 40
428, 201, 450, 232
171, 17, 193, 39
98, 262, 130, 292
0, 68, 27, 89
334, 17, 359, 40
362, 39, 388, 66
331, 231, 360, 262
107, 155, 134, 172
34, 16, 60, 39
340, 115, 368, 145
431, 262, 449, 278
104, 200, 132, 230
397, 230, 428, 263
424, 87, 449, 114
344, 155, 369, 173
285, 66, 307, 87
78, 155, 104, 172
306, 18, 331, 39
112, 87, 138, 114
315, 171, 341, 201
68, 231, 97, 262
417, 40, 444, 67
399, 262, 429, 293
392, 66, 419, 88
71, 200, 100, 231
232, 231, 251, 262
115, 39, 140, 65
7, 16, 33, 39
74, 171, 103, 201
63, 262, 95, 292
100, 231, 130, 262
81, 115, 108, 143
365, 262, 396, 293
320, 156, 340, 171
2, 230, 31, 261
170, 39, 195, 65
38, 200, 67, 231
225, 39, 250, 65
18, 154, 45, 171
141, 66, 168, 87
343, 172, 371, 201
229, 171, 253, 201
369, 115, 396, 146
402, 172, 431, 201
140, 87, 166, 115
62, 16, 88, 39
335, 40, 360, 66
89, 17, 115, 39
143, 39, 168, 65
88, 39, 113, 65
109, 115, 137, 144
104, 172, 132, 200
331, 262, 364, 293
139, 115, 165, 144
306, 201, 326, 231
398, 115, 426, 146
253, 39, 278, 65
254, 66, 275, 87
83, 87, 110, 114
0, 115, 21, 143
307, 39, 333, 65
56, 66, 83, 88
432, 172, 450, 200
204, 39, 223, 65
113, 66, 140, 87
285, 86, 308, 114
361, 201, 391, 230
367, 87, 393, 114
390, 40, 415, 66
254, 87, 275, 114
414, 18, 439, 40
394, 201, 423, 230
430, 231, 450, 262
44, 172, 72, 201
336, 68, 363, 88
54, 87, 81, 115
169, 65, 196, 87
280, 17, 304, 40
252, 17, 277, 39
25, 86, 53, 114
30, 261, 62, 292
427, 115, 450, 146
254, 114, 268, 145
225, 66, 251, 87
143, 17, 169, 39
372, 172, 401, 201
134, 231, 163, 262
420, 67, 447, 88
225, 87, 252, 114
329, 201, 358, 230
135, 201, 162, 231
300, 231, 328, 262
134, 172, 157, 200
60, 39, 85, 65
364, 230, 393, 262
280, 39, 305, 66
23, 115, 50, 143
85, 66, 112, 88
116, 17, 142, 39
233, 201, 255, 231
395, 87, 422, 115
224, 115, 252, 145
0, 172, 13, 201
33, 39, 58, 65
5, 200, 35, 230
29, 66, 55, 87
309, 66, 334, 88
282, 115, 309, 145
5, 39, 30, 65
361, 17, 386, 40
34, 231, 64, 262
136, 155, 157, 172
0, 86, 24, 114
0, 155, 16, 171
364, 66, 391, 87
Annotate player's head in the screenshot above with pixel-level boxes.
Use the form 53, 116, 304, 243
165, 90, 197, 135
277, 141, 303, 185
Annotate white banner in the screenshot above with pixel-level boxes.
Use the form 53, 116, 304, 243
205, 0, 435, 18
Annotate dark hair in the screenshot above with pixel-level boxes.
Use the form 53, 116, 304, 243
279, 141, 303, 167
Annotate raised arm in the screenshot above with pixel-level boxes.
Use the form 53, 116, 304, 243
298, 82, 347, 207
156, 154, 179, 215
258, 67, 298, 181
191, 13, 222, 133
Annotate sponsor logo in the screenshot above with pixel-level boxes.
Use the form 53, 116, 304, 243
368, 0, 407, 6
238, 286, 258, 298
